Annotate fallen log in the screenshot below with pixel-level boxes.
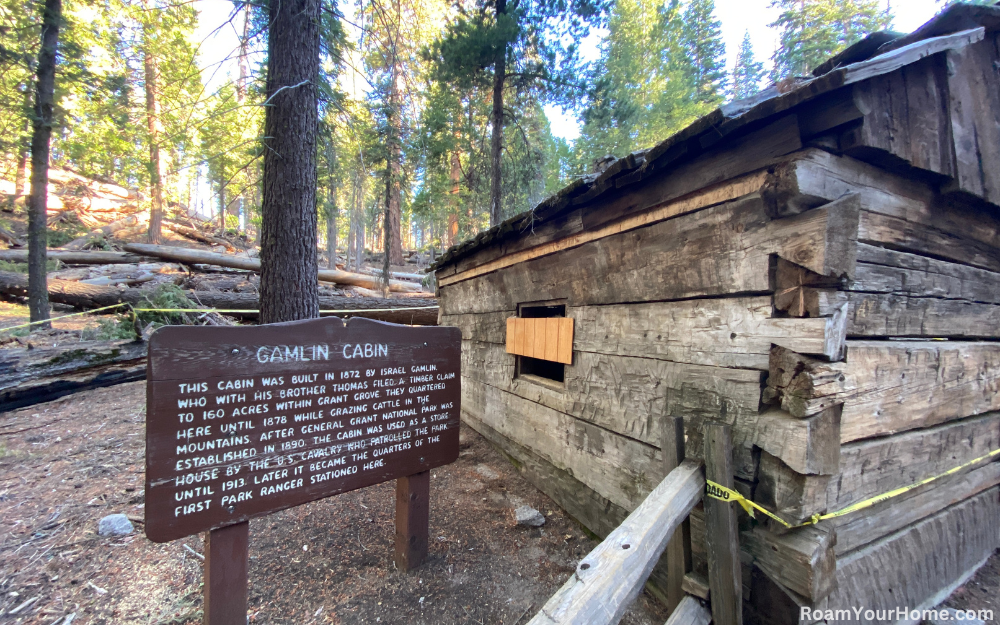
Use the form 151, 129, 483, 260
360, 267, 428, 281
0, 339, 147, 412
0, 271, 438, 325
0, 249, 153, 264
0, 224, 24, 247
123, 243, 424, 293
61, 214, 146, 250
163, 221, 234, 250
350, 286, 436, 298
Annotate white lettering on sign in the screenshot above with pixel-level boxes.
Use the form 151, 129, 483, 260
342, 344, 389, 359
255, 345, 331, 363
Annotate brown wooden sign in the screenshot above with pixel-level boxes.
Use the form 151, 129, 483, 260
144, 317, 461, 543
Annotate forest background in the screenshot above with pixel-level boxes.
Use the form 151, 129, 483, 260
0, 0, 984, 266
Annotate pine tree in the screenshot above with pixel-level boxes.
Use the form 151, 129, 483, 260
427, 0, 609, 226
576, 0, 704, 164
770, 0, 892, 80
681, 0, 727, 107
732, 30, 765, 100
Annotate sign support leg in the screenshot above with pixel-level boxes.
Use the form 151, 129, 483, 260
394, 470, 430, 571
204, 521, 249, 625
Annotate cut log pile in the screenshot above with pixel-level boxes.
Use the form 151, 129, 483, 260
434, 9, 1000, 623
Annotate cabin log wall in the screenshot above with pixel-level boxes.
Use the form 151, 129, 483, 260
436, 26, 1000, 624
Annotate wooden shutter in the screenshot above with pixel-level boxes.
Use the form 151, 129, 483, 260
505, 317, 574, 365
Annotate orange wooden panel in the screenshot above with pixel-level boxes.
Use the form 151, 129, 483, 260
544, 318, 560, 362
556, 317, 574, 364
533, 318, 546, 360
524, 318, 535, 359
515, 318, 526, 356
506, 317, 516, 354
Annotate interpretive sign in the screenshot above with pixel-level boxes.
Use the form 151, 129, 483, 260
144, 317, 461, 543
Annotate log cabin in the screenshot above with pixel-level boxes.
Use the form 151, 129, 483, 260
432, 4, 1000, 623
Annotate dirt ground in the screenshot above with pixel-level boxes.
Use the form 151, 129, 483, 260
0, 381, 671, 625
945, 551, 1000, 623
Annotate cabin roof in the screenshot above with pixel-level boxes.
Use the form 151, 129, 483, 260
431, 2, 1000, 273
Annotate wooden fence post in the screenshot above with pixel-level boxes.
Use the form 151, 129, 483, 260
704, 422, 742, 625
394, 470, 430, 571
662, 415, 692, 613
204, 520, 249, 625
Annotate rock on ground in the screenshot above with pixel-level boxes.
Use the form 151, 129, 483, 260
515, 505, 545, 527
98, 513, 134, 537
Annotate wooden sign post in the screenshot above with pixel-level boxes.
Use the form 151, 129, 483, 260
144, 317, 461, 624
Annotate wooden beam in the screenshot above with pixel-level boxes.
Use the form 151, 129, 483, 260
437, 170, 770, 288
394, 471, 430, 572
752, 406, 841, 476
767, 342, 1000, 442
815, 489, 1000, 617
204, 521, 249, 625
662, 415, 691, 613
755, 412, 1000, 524
704, 423, 742, 625
664, 596, 711, 625
741, 523, 837, 603
525, 460, 704, 625
461, 341, 764, 480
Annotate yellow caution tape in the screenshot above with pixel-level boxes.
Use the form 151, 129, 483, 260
0, 303, 131, 333
706, 447, 1000, 529
0, 303, 440, 334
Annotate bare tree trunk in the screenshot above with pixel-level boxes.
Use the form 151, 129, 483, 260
386, 65, 404, 265
448, 149, 462, 245
488, 0, 507, 228
27, 0, 62, 328
14, 87, 31, 201
355, 222, 364, 272
237, 3, 250, 104
142, 10, 166, 245
260, 0, 321, 324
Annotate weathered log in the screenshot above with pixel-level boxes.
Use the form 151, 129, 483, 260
0, 339, 147, 412
360, 267, 427, 281
0, 249, 153, 264
766, 342, 1000, 442
163, 221, 234, 250
0, 224, 23, 247
60, 214, 146, 250
524, 460, 704, 625
122, 243, 423, 293
0, 270, 438, 325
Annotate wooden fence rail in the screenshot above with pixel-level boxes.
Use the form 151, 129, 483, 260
525, 459, 705, 625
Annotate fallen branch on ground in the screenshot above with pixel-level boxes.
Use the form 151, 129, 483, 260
123, 243, 424, 293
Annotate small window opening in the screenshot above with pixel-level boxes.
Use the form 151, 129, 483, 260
515, 304, 567, 384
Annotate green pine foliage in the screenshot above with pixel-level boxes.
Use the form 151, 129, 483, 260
770, 0, 893, 80
732, 30, 766, 100
681, 0, 727, 107
575, 0, 708, 165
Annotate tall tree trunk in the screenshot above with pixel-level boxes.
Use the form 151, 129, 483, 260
237, 4, 249, 104
386, 67, 404, 265
218, 181, 226, 231
14, 87, 32, 201
27, 0, 62, 327
260, 0, 321, 324
489, 0, 507, 228
326, 142, 337, 269
448, 148, 461, 246
142, 14, 166, 245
